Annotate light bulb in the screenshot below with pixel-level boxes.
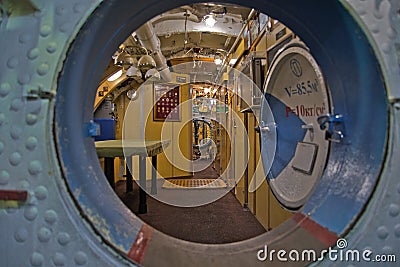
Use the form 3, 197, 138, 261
107, 69, 123, 82
126, 66, 141, 78
204, 15, 217, 27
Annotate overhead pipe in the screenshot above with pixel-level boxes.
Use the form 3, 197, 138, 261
215, 8, 257, 83
153, 14, 201, 24
134, 22, 173, 82
181, 5, 205, 21
153, 5, 205, 24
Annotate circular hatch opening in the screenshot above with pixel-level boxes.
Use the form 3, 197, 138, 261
55, 0, 388, 265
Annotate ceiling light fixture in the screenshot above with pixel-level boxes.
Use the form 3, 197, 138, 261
145, 68, 161, 80
214, 57, 222, 65
107, 69, 123, 82
229, 58, 237, 65
126, 65, 142, 79
114, 51, 136, 69
126, 89, 139, 101
204, 15, 217, 27
138, 55, 157, 73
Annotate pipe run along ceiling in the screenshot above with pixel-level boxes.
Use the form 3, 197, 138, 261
102, 3, 256, 86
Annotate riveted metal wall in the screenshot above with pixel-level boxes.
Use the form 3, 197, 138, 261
0, 1, 133, 266
0, 1, 398, 267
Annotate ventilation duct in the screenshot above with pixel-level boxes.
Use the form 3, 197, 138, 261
134, 22, 173, 82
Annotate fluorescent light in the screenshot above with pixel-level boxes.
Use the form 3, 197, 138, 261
214, 58, 222, 65
204, 15, 217, 27
229, 58, 237, 65
204, 87, 211, 94
107, 69, 123, 82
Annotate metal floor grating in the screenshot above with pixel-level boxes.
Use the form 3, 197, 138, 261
162, 179, 227, 189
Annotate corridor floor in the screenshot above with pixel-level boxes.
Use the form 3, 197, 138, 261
115, 159, 267, 244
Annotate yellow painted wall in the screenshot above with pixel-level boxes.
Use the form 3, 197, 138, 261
229, 23, 294, 230
123, 78, 192, 180
247, 114, 256, 214
149, 83, 192, 178
266, 23, 294, 52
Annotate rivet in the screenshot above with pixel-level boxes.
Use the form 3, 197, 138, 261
59, 23, 71, 33
0, 83, 12, 97
74, 252, 88, 266
377, 225, 389, 239
40, 25, 52, 37
24, 206, 38, 221
26, 114, 38, 125
47, 42, 57, 54
73, 3, 86, 14
10, 126, 22, 140
382, 42, 391, 54
0, 141, 4, 155
389, 204, 400, 217
373, 9, 384, 20
29, 100, 42, 115
37, 63, 50, 76
394, 224, 400, 238
44, 210, 58, 224
370, 23, 379, 34
26, 136, 38, 151
18, 180, 30, 190
18, 73, 31, 85
29, 161, 43, 176
55, 6, 67, 16
0, 170, 10, 185
357, 7, 367, 16
14, 228, 29, 243
57, 232, 71, 246
28, 48, 40, 60
52, 253, 66, 266
387, 27, 397, 40
30, 252, 44, 266
38, 227, 52, 243
9, 152, 22, 166
34, 186, 48, 200
19, 33, 32, 44
7, 56, 19, 69
0, 113, 5, 126
10, 98, 24, 112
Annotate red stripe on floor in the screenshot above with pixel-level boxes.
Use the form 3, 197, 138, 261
0, 190, 28, 201
127, 224, 154, 264
292, 212, 338, 247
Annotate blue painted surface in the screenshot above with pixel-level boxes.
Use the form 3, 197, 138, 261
267, 1, 389, 235
54, 0, 389, 256
0, 0, 387, 265
55, 0, 147, 253
94, 118, 116, 141
265, 93, 306, 179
